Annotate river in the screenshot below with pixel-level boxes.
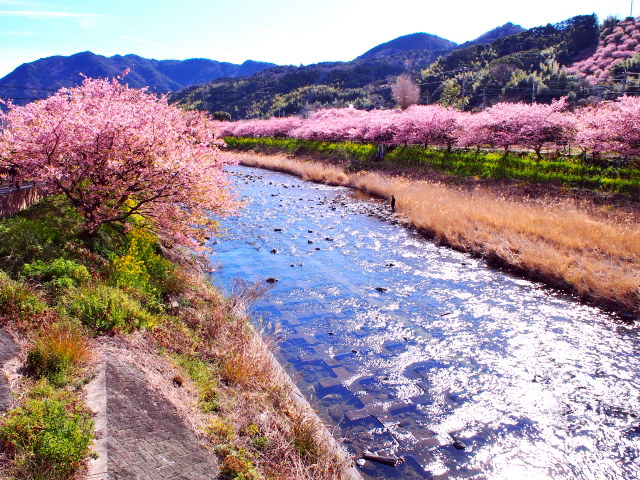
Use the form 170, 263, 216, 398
207, 165, 640, 480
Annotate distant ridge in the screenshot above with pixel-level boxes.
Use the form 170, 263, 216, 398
357, 32, 457, 60
0, 51, 275, 103
458, 22, 525, 48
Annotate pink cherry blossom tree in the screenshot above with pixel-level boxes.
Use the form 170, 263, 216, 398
578, 95, 640, 160
394, 105, 462, 151
0, 74, 237, 250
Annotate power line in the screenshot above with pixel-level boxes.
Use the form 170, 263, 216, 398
0, 84, 59, 92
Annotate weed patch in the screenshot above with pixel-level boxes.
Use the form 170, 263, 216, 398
0, 380, 94, 480
173, 353, 220, 412
62, 284, 156, 333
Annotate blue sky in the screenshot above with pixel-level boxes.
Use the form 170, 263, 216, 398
0, 0, 634, 77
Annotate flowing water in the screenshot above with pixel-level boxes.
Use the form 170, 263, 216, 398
207, 165, 640, 480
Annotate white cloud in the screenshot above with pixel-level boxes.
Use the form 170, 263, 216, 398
1, 30, 36, 35
0, 10, 101, 18
0, 9, 108, 29
120, 35, 160, 48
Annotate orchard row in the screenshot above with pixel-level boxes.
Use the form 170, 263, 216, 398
216, 96, 640, 160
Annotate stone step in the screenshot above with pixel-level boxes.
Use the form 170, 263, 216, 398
86, 354, 218, 480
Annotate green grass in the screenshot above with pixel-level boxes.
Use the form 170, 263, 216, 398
0, 196, 181, 478
173, 353, 220, 412
225, 136, 640, 196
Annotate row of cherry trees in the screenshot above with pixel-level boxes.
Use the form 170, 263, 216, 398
216, 96, 640, 160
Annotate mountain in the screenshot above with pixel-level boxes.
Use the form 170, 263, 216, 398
174, 32, 460, 119
0, 51, 275, 103
458, 22, 525, 48
357, 33, 457, 60
173, 15, 604, 119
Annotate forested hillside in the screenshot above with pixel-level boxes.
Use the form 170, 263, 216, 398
174, 14, 640, 119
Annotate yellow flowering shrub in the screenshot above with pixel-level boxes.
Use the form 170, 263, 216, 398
111, 226, 174, 299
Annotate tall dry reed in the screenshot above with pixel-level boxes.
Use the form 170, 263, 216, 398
237, 153, 640, 314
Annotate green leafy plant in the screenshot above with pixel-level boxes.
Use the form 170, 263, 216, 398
0, 381, 94, 480
0, 197, 86, 274
62, 284, 155, 333
23, 258, 91, 291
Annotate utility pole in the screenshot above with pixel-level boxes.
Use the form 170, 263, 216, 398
531, 82, 536, 103
482, 88, 487, 110
631, 0, 635, 17
461, 74, 467, 111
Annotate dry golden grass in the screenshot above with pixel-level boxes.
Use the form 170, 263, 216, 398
26, 322, 91, 384
238, 153, 640, 314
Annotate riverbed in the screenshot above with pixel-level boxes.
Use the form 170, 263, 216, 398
207, 165, 640, 480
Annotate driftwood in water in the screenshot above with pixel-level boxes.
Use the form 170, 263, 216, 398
361, 453, 404, 467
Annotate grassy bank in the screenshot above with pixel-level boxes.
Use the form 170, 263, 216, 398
0, 197, 346, 479
236, 153, 640, 317
225, 136, 640, 196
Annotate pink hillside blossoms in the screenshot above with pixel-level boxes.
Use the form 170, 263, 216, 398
0, 75, 237, 250
565, 19, 640, 84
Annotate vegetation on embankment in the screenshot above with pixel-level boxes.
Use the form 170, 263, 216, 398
235, 153, 640, 317
0, 196, 346, 480
225, 136, 640, 197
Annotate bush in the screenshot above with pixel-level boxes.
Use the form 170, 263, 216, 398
26, 323, 90, 386
0, 270, 47, 320
23, 258, 91, 291
62, 284, 155, 333
111, 226, 175, 300
0, 381, 94, 480
212, 111, 232, 122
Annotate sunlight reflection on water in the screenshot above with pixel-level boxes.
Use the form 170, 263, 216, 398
208, 166, 640, 480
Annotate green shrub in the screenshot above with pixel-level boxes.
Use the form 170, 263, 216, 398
0, 270, 47, 320
26, 323, 90, 386
62, 284, 155, 333
23, 258, 91, 291
0, 381, 94, 480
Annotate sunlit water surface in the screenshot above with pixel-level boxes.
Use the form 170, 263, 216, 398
207, 166, 640, 480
